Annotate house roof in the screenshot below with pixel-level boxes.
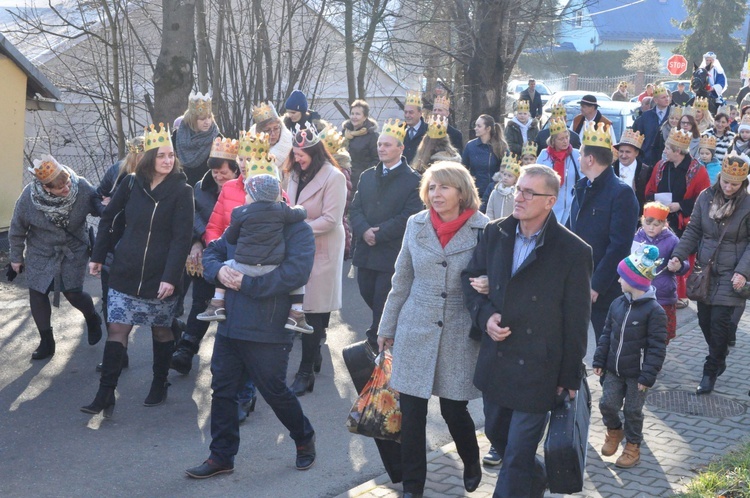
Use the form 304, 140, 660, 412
0, 31, 60, 99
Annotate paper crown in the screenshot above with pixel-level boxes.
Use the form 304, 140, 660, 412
433, 95, 450, 112
252, 101, 280, 123
548, 117, 567, 136
582, 122, 612, 149
521, 141, 537, 158
319, 125, 346, 156
516, 100, 530, 113
188, 91, 212, 116
721, 153, 750, 183
185, 258, 203, 278
666, 128, 691, 152
427, 114, 448, 139
670, 106, 684, 119
29, 155, 64, 184
681, 106, 696, 117
292, 124, 321, 149
381, 118, 408, 143
144, 123, 173, 152
238, 130, 270, 157
643, 201, 670, 221
501, 153, 522, 177
693, 96, 709, 111
243, 152, 279, 180
405, 90, 422, 108
653, 85, 668, 97
618, 244, 662, 291
126, 137, 145, 155
699, 135, 717, 151
210, 137, 240, 160
617, 129, 645, 150
550, 104, 566, 118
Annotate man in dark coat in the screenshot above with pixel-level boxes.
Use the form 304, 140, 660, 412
633, 85, 671, 167
568, 124, 639, 344
519, 79, 544, 118
612, 130, 652, 212
671, 82, 691, 107
402, 93, 428, 163
462, 165, 592, 498
570, 94, 616, 145
350, 122, 423, 347
432, 95, 464, 153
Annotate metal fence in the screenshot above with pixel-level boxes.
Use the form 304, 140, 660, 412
576, 74, 636, 94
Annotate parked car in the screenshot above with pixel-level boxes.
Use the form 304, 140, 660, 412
505, 79, 552, 115
540, 91, 611, 126
538, 101, 640, 145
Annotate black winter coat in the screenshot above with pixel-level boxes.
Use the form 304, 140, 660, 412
612, 157, 653, 212
462, 213, 593, 413
593, 288, 667, 387
447, 125, 464, 155
350, 158, 423, 271
403, 118, 427, 164
97, 160, 126, 198
343, 118, 379, 190
193, 169, 222, 243
92, 172, 194, 298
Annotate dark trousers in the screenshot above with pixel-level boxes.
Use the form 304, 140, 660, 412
599, 373, 647, 445
209, 334, 314, 466
183, 276, 215, 346
399, 393, 479, 494
697, 302, 735, 377
484, 398, 548, 498
357, 267, 394, 344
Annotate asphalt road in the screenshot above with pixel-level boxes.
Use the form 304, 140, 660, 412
0, 261, 485, 497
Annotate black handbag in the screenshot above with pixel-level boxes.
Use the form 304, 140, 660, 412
106, 174, 135, 253
686, 222, 730, 302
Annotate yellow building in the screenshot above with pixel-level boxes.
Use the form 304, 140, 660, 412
0, 33, 61, 233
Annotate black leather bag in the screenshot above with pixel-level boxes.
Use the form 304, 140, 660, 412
107, 174, 135, 253
686, 222, 730, 303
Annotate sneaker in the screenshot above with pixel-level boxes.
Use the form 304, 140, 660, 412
197, 299, 226, 322
482, 446, 502, 466
286, 310, 314, 334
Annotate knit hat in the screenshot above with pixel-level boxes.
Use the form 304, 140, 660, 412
738, 114, 750, 133
617, 245, 661, 292
245, 174, 280, 202
285, 90, 308, 113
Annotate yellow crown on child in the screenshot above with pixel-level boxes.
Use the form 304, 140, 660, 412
501, 153, 522, 177
405, 90, 422, 108
549, 117, 567, 136
238, 130, 270, 157
210, 137, 240, 160
582, 122, 612, 149
699, 135, 717, 151
144, 123, 173, 152
251, 101, 280, 123
29, 154, 64, 184
433, 95, 450, 112
721, 153, 750, 183
319, 125, 346, 156
243, 152, 279, 179
550, 104, 566, 118
126, 137, 145, 155
381, 118, 408, 143
693, 96, 709, 111
653, 85, 668, 97
516, 100, 530, 113
188, 91, 212, 116
521, 141, 537, 158
665, 128, 691, 152
617, 129, 645, 150
427, 115, 448, 139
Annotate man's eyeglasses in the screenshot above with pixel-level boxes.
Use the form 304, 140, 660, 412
511, 186, 555, 201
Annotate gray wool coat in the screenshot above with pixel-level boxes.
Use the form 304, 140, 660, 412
378, 209, 489, 400
672, 186, 750, 307
9, 179, 100, 295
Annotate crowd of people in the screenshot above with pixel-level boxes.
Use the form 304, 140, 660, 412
8, 60, 750, 496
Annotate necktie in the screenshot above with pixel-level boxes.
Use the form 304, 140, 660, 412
408, 127, 416, 140
382, 167, 390, 177
657, 110, 664, 122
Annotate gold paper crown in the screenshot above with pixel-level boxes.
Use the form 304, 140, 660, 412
501, 153, 522, 177
427, 115, 448, 139
521, 141, 537, 158
516, 100, 530, 113
433, 95, 450, 112
582, 122, 612, 149
698, 135, 717, 151
319, 125, 346, 156
405, 90, 422, 108
244, 152, 279, 179
144, 123, 173, 152
29, 155, 64, 184
126, 137, 145, 155
381, 118, 407, 143
210, 137, 240, 160
694, 97, 709, 111
252, 101, 280, 123
550, 104, 567, 118
653, 85, 668, 97
721, 153, 750, 183
292, 125, 321, 149
186, 258, 203, 278
549, 117, 567, 136
682, 106, 695, 117
188, 91, 212, 116
665, 128, 691, 151
617, 129, 645, 150
238, 131, 270, 157
670, 106, 684, 119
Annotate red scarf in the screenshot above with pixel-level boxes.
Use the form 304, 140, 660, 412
430, 207, 476, 248
546, 145, 572, 185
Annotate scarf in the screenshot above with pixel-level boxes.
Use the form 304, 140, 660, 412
734, 139, 750, 155
430, 207, 476, 248
546, 145, 572, 185
29, 169, 80, 228
511, 117, 531, 143
709, 185, 747, 221
175, 122, 219, 169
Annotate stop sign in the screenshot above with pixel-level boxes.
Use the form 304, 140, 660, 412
667, 55, 688, 76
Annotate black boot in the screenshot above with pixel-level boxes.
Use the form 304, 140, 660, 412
144, 339, 174, 406
463, 460, 482, 492
728, 324, 737, 347
171, 319, 186, 342
96, 350, 128, 372
85, 313, 103, 346
313, 346, 323, 373
81, 341, 125, 417
696, 374, 716, 395
290, 372, 315, 396
31, 328, 55, 360
171, 335, 200, 375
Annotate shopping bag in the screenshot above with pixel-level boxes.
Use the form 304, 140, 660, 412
346, 350, 401, 442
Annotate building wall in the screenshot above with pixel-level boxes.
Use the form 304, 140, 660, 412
0, 55, 27, 231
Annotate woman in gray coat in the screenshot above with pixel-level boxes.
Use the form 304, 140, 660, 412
9, 155, 103, 360
669, 153, 750, 395
378, 161, 488, 497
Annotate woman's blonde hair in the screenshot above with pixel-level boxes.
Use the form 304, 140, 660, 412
411, 135, 459, 173
419, 160, 480, 211
182, 107, 214, 132
116, 136, 145, 182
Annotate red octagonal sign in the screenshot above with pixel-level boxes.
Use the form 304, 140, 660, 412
668, 55, 688, 76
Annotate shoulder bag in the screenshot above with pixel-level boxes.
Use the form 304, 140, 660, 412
686, 221, 730, 302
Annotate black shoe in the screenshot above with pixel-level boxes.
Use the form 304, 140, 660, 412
697, 374, 716, 395
81, 341, 125, 418
185, 459, 234, 479
86, 313, 103, 346
238, 395, 257, 423
464, 460, 482, 492
97, 351, 129, 372
313, 348, 323, 373
295, 435, 316, 470
80, 386, 115, 418
144, 379, 170, 406
31, 329, 55, 360
290, 372, 315, 396
171, 347, 194, 375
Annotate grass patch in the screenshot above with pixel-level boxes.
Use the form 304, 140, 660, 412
674, 439, 750, 497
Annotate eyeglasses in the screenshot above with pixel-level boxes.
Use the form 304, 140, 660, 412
511, 186, 555, 201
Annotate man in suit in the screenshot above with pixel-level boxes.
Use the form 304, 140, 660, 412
462, 165, 592, 498
519, 79, 543, 118
633, 84, 671, 167
402, 91, 428, 163
350, 118, 423, 348
432, 95, 464, 153
612, 129, 652, 211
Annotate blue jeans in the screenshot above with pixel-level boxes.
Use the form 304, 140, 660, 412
208, 334, 314, 466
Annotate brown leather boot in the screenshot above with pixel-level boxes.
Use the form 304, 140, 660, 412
601, 428, 624, 456
615, 442, 641, 468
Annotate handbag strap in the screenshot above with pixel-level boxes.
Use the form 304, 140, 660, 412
707, 221, 732, 264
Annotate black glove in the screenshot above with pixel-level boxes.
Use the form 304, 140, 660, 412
5, 263, 22, 282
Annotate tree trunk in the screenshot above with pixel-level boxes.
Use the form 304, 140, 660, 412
195, 0, 210, 94
344, 0, 356, 103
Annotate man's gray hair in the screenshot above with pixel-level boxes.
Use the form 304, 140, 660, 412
519, 165, 560, 196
